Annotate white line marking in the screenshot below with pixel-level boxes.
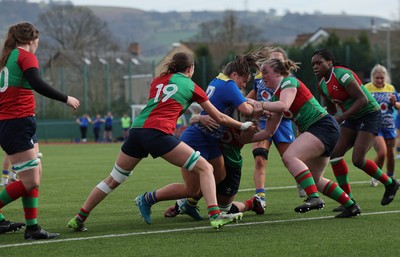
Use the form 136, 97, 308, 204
238, 180, 369, 192
1, 209, 399, 249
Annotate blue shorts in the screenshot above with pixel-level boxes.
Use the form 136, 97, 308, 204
377, 127, 397, 139
341, 110, 380, 135
217, 164, 241, 197
306, 115, 340, 157
121, 128, 180, 158
0, 116, 37, 155
180, 126, 221, 160
258, 118, 295, 144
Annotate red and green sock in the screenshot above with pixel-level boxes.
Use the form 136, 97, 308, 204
323, 180, 354, 208
0, 180, 26, 208
295, 170, 319, 198
22, 188, 39, 226
363, 159, 392, 186
208, 205, 221, 219
331, 158, 353, 199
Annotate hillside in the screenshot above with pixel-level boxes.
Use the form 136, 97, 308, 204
0, 1, 390, 59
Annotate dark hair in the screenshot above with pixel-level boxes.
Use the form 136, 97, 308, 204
161, 52, 194, 76
0, 22, 39, 69
263, 58, 299, 77
224, 52, 259, 77
312, 48, 335, 62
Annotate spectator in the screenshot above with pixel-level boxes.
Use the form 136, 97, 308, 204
76, 114, 91, 143
92, 114, 104, 143
121, 113, 131, 141
103, 112, 113, 142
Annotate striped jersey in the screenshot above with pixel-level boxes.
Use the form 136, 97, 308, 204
0, 48, 38, 120
365, 82, 399, 129
272, 77, 327, 132
132, 73, 208, 135
318, 66, 379, 119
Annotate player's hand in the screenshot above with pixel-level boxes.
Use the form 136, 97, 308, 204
66, 96, 80, 111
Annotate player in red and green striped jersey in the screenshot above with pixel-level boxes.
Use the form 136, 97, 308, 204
251, 57, 361, 218
311, 49, 399, 211
0, 22, 80, 239
67, 52, 255, 232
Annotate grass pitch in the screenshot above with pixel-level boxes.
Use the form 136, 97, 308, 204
1, 143, 400, 257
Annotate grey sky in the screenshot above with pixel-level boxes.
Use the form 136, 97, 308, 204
30, 0, 399, 20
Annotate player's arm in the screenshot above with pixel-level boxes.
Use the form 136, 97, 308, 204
24, 67, 67, 102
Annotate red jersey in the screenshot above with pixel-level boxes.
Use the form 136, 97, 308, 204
132, 73, 208, 135
0, 48, 38, 120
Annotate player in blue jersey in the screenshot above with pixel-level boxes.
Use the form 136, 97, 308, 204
365, 64, 400, 186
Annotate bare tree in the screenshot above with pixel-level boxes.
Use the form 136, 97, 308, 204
37, 5, 118, 54
193, 11, 262, 45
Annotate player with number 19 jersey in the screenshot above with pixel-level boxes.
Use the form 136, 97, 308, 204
132, 73, 208, 135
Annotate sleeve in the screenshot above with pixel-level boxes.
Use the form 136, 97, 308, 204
23, 67, 68, 103
338, 70, 355, 87
192, 83, 209, 104
225, 81, 247, 107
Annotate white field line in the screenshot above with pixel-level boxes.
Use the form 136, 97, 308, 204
0, 180, 378, 249
238, 180, 369, 192
2, 208, 400, 248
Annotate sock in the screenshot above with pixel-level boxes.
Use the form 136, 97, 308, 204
207, 205, 220, 219
363, 160, 392, 186
331, 158, 353, 199
22, 188, 39, 226
322, 180, 354, 208
255, 188, 266, 202
387, 171, 394, 178
294, 170, 319, 198
244, 198, 254, 211
0, 180, 26, 208
187, 197, 201, 206
26, 224, 39, 231
144, 191, 157, 205
0, 212, 5, 221
2, 170, 9, 178
77, 208, 90, 222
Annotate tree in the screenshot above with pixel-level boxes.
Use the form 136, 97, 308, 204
192, 10, 263, 45
35, 5, 125, 119
37, 5, 118, 54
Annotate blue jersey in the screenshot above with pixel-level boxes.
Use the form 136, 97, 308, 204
253, 74, 274, 122
365, 82, 399, 129
194, 73, 247, 139
253, 73, 295, 141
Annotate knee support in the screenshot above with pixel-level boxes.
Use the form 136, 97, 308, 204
330, 156, 343, 164
253, 148, 269, 160
183, 151, 201, 171
12, 158, 41, 173
110, 163, 132, 183
96, 181, 113, 194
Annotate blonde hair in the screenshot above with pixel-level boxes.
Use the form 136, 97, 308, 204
370, 64, 391, 84
263, 58, 299, 77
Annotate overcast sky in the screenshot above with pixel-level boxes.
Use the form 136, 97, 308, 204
30, 0, 400, 20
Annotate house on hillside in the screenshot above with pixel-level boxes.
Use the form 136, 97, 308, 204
293, 27, 400, 68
